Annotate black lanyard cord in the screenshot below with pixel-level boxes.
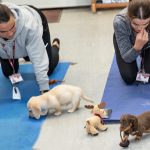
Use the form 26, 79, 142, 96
1, 41, 16, 74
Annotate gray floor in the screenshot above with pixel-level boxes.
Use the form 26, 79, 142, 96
33, 8, 150, 150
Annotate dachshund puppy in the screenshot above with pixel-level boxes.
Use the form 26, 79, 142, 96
119, 111, 150, 147
27, 84, 93, 119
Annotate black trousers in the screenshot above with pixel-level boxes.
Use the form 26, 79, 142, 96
113, 34, 150, 84
0, 5, 59, 77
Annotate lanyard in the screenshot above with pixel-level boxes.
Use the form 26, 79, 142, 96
140, 55, 145, 73
140, 50, 146, 73
140, 50, 150, 78
1, 41, 16, 74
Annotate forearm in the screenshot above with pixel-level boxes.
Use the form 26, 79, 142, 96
113, 15, 140, 63
121, 47, 139, 63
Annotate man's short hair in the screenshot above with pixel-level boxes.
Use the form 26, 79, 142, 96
0, 4, 13, 23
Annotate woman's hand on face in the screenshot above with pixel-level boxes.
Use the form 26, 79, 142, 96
133, 29, 149, 52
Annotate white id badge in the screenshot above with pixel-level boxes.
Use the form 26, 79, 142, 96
9, 73, 23, 84
12, 86, 21, 100
136, 72, 149, 83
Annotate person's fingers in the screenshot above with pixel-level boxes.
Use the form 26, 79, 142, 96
136, 28, 143, 37
143, 29, 148, 39
134, 28, 148, 51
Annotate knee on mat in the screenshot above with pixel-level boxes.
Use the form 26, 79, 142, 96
122, 76, 135, 85
3, 71, 13, 78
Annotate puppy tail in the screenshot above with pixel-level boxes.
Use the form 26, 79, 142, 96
81, 94, 94, 103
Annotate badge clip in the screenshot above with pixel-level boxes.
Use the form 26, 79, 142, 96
12, 85, 21, 100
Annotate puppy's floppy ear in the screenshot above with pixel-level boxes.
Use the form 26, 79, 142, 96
32, 105, 41, 119
129, 115, 138, 131
98, 101, 106, 109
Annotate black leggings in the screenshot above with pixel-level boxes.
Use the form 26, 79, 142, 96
0, 5, 59, 77
113, 33, 150, 84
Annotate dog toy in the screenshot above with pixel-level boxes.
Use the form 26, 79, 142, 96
120, 131, 130, 147
49, 79, 64, 85
84, 102, 108, 136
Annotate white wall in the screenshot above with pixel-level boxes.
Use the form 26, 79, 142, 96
2, 0, 91, 8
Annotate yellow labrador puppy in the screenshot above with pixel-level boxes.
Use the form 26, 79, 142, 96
27, 84, 93, 119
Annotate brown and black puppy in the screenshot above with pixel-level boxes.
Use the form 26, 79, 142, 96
119, 111, 150, 147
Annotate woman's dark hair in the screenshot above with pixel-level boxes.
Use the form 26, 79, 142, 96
0, 4, 13, 23
128, 0, 150, 20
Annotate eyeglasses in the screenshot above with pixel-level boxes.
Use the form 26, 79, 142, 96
0, 21, 16, 34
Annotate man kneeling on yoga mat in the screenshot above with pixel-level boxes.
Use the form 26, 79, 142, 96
0, 3, 60, 94
113, 0, 150, 84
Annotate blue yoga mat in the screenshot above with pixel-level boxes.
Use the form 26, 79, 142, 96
102, 57, 150, 122
0, 62, 70, 150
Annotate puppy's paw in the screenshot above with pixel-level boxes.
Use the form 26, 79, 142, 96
54, 111, 62, 116
68, 109, 75, 113
35, 116, 40, 119
135, 136, 141, 141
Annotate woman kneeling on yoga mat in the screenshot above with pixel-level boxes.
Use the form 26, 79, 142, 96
0, 3, 60, 94
113, 0, 150, 84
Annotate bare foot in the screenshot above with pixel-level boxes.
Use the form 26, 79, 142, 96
54, 111, 61, 116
